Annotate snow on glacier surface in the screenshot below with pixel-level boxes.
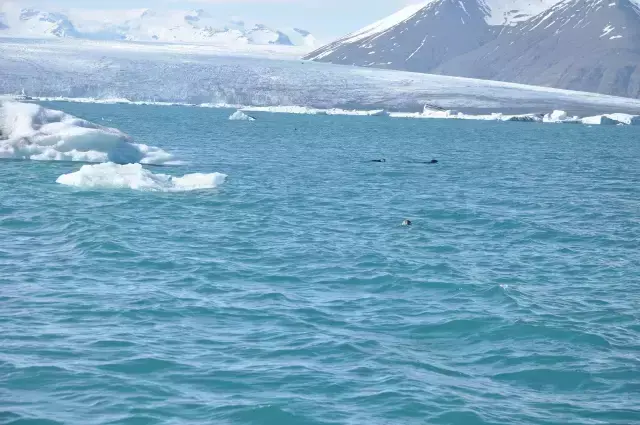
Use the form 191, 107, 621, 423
481, 0, 563, 26
3, 39, 640, 115
332, 1, 435, 46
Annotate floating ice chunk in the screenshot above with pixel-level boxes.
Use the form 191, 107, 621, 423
425, 111, 540, 122
241, 105, 388, 116
134, 143, 179, 165
229, 110, 256, 121
544, 110, 568, 122
242, 105, 318, 114
503, 114, 543, 122
368, 109, 390, 117
470, 112, 542, 122
581, 115, 619, 125
418, 109, 464, 119
56, 163, 227, 192
0, 102, 174, 164
542, 110, 581, 124
605, 113, 640, 125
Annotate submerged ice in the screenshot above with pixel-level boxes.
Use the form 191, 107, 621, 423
0, 101, 174, 164
56, 163, 227, 192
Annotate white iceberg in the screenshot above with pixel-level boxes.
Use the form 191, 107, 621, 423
391, 109, 463, 119
229, 110, 256, 121
0, 101, 174, 164
581, 115, 620, 125
502, 114, 543, 122
543, 110, 582, 124
56, 162, 227, 192
543, 110, 568, 122
390, 110, 542, 122
228, 104, 638, 127
367, 109, 390, 117
237, 105, 390, 116
239, 105, 319, 115
605, 113, 640, 125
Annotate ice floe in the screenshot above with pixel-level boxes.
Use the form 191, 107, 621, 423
239, 105, 390, 116
581, 115, 620, 125
10, 97, 640, 129
229, 110, 256, 121
604, 113, 640, 125
56, 162, 227, 192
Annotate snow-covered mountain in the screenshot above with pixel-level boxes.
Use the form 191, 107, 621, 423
0, 7, 80, 38
0, 13, 8, 30
436, 0, 640, 97
305, 0, 640, 98
0, 4, 316, 48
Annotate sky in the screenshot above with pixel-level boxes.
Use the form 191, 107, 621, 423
9, 0, 421, 41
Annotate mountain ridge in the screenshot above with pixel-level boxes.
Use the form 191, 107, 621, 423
305, 0, 640, 98
0, 4, 316, 48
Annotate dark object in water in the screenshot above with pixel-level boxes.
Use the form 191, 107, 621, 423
410, 159, 438, 164
402, 219, 412, 226
370, 159, 386, 163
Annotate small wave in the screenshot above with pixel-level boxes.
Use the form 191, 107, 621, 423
56, 163, 227, 192
0, 101, 174, 164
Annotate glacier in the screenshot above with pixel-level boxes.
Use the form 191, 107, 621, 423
3, 39, 640, 116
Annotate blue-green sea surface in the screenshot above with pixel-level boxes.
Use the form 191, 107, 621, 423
1, 103, 639, 425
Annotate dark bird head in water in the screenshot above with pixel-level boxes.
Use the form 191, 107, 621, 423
371, 159, 386, 163
430, 159, 438, 164
402, 219, 412, 226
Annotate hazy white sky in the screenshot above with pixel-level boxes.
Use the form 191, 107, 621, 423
14, 0, 419, 40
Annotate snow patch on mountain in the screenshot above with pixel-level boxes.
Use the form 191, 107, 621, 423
306, 0, 640, 98
284, 28, 317, 47
0, 4, 80, 38
481, 0, 562, 25
330, 1, 436, 48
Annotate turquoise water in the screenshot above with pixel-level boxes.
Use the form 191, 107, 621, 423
1, 103, 639, 425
